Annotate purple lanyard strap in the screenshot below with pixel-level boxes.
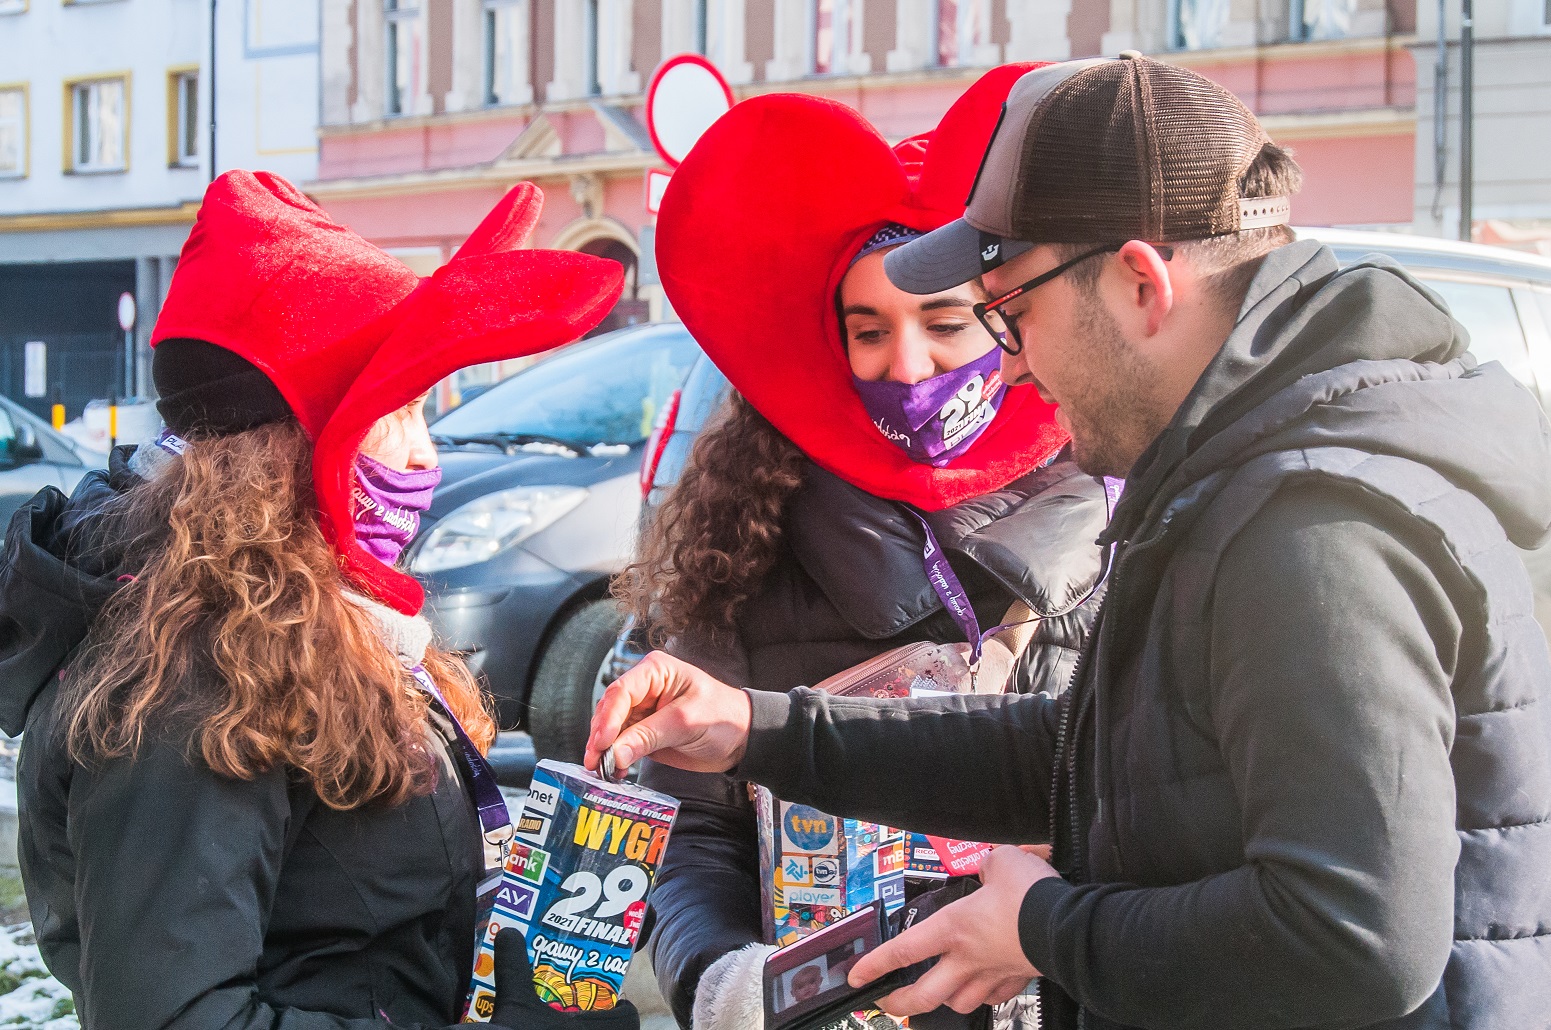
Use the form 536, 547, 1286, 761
910, 476, 1124, 664
410, 666, 513, 841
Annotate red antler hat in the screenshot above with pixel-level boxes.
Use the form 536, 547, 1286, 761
655, 64, 1068, 512
152, 171, 623, 614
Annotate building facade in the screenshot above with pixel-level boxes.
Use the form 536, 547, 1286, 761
0, 0, 1429, 415
0, 0, 319, 420
1411, 0, 1551, 253
311, 0, 1419, 392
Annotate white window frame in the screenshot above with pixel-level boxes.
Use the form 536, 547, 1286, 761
934, 0, 996, 67
482, 0, 533, 106
0, 84, 28, 179
706, 0, 754, 82
810, 0, 868, 75
1288, 0, 1359, 42
67, 75, 128, 174
384, 0, 425, 116
1167, 0, 1229, 50
170, 68, 198, 167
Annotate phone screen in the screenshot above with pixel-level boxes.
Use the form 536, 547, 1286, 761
763, 904, 885, 1027
771, 936, 867, 1014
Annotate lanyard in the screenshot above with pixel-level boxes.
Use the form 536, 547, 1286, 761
410, 666, 513, 841
910, 476, 1125, 664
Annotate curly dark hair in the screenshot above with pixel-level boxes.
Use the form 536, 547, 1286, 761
614, 392, 806, 647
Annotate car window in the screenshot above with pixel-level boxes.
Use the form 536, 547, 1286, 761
0, 407, 15, 453
1417, 278, 1535, 389
432, 328, 700, 446
1534, 289, 1551, 346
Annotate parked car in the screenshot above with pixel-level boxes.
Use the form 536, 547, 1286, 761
0, 395, 106, 537
411, 322, 701, 761
600, 229, 1551, 696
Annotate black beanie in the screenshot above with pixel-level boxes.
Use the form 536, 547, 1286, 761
152, 338, 294, 436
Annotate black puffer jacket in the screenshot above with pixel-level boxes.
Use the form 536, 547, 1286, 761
735, 242, 1551, 1029
0, 458, 486, 1029
641, 457, 1110, 1025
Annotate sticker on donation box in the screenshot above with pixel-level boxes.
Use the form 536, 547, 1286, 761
463, 761, 679, 1019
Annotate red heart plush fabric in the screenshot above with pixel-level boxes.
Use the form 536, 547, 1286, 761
655, 64, 1068, 511
154, 172, 623, 614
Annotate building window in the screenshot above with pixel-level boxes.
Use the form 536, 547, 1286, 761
484, 0, 531, 105
1289, 0, 1356, 41
1169, 0, 1228, 50
385, 0, 424, 115
66, 76, 127, 173
168, 68, 198, 166
813, 0, 860, 74
585, 0, 601, 96
0, 86, 27, 178
936, 0, 992, 67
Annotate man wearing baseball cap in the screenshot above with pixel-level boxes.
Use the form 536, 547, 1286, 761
588, 55, 1551, 1029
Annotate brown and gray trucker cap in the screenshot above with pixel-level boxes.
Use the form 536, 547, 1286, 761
885, 53, 1293, 295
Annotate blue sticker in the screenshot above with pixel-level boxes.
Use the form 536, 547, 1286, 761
783, 805, 836, 852
494, 881, 539, 920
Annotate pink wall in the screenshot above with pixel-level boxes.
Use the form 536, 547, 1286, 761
1287, 132, 1415, 226
315, 174, 655, 257
1186, 45, 1415, 116
318, 114, 532, 180
315, 44, 1420, 253
317, 186, 513, 252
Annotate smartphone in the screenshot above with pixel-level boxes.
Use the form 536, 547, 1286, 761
762, 903, 910, 1030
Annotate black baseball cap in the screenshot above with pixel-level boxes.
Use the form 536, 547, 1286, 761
885, 53, 1293, 295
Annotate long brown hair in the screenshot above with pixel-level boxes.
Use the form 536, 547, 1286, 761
63, 420, 496, 811
615, 393, 805, 647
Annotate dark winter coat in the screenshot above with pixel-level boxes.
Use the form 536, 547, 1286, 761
733, 241, 1551, 1029
0, 457, 486, 1029
641, 457, 1111, 1025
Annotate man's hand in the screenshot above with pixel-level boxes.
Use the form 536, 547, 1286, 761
848, 846, 1058, 1016
585, 650, 754, 775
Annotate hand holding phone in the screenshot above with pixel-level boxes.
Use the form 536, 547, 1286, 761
847, 846, 1050, 1018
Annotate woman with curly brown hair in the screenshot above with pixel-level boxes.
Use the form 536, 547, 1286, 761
0, 173, 633, 1030
615, 69, 1113, 1030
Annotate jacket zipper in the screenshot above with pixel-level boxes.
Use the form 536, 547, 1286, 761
1052, 541, 1126, 1029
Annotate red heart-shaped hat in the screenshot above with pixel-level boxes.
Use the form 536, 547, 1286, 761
154, 172, 624, 614
656, 64, 1067, 511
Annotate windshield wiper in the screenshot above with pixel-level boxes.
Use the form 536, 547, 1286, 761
432, 432, 588, 456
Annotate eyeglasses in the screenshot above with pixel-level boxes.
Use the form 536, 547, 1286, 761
974, 243, 1173, 355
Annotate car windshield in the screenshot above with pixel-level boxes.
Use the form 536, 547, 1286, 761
431, 327, 700, 448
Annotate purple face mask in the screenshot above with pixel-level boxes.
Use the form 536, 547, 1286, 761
353, 453, 441, 565
853, 346, 1006, 467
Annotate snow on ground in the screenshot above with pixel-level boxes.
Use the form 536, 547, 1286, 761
0, 925, 75, 1030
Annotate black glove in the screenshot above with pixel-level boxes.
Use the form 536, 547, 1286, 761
489, 927, 641, 1030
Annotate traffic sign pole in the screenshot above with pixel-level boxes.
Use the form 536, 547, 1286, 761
117, 291, 137, 401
